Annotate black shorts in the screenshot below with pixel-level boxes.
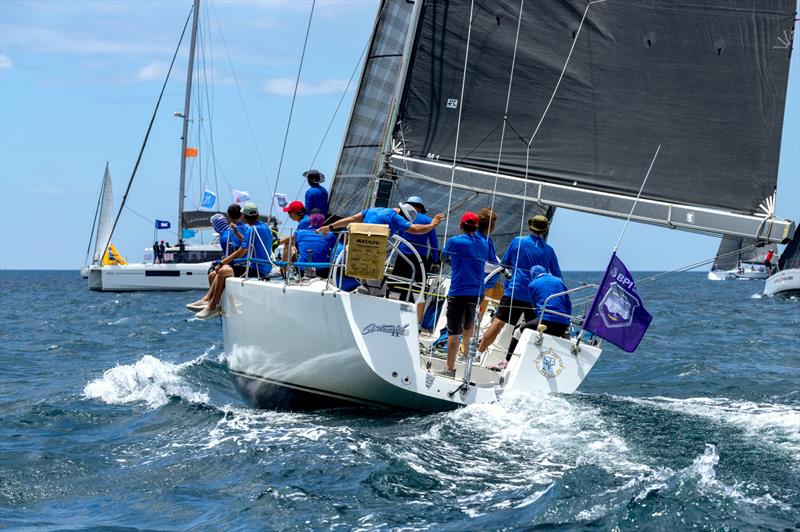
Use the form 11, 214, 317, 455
208, 263, 248, 277
494, 295, 534, 326
390, 254, 429, 296
446, 295, 479, 335
520, 319, 569, 337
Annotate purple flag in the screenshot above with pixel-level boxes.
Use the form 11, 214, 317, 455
583, 253, 652, 352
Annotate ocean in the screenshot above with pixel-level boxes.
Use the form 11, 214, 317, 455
1, 270, 798, 530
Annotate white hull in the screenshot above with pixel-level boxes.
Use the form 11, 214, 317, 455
763, 268, 800, 297
88, 262, 211, 291
222, 278, 602, 411
80, 267, 89, 279
707, 266, 770, 281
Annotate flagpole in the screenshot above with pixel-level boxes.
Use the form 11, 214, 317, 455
613, 144, 661, 254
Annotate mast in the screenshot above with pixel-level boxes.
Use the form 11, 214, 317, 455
177, 0, 201, 246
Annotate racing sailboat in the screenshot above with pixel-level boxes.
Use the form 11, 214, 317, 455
221, 0, 796, 410
764, 227, 800, 297
707, 236, 778, 281
81, 163, 114, 279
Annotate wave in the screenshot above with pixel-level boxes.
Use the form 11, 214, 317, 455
83, 354, 210, 409
621, 396, 800, 460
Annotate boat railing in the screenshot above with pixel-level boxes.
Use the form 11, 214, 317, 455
534, 283, 602, 349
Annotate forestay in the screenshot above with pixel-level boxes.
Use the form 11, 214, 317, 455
389, 0, 796, 243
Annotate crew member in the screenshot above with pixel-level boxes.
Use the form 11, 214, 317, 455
496, 265, 572, 369
317, 203, 443, 237
291, 212, 336, 278
437, 212, 492, 378
393, 196, 441, 322
283, 201, 309, 231
303, 169, 329, 215
476, 214, 562, 359
195, 203, 273, 320
477, 208, 502, 317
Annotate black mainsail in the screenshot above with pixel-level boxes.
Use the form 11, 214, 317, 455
373, 0, 796, 243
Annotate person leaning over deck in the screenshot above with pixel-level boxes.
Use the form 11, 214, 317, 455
317, 203, 444, 237
392, 196, 441, 323
290, 212, 336, 278
436, 212, 492, 378
494, 265, 573, 370
476, 214, 562, 359
303, 169, 329, 215
194, 203, 273, 320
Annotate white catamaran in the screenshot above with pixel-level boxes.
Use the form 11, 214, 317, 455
90, 1, 223, 292
215, 0, 795, 410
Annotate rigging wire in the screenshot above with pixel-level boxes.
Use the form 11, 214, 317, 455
101, 6, 193, 259
209, 0, 275, 200
269, 0, 317, 218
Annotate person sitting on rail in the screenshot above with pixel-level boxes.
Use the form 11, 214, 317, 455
283, 200, 310, 231
317, 202, 443, 237
194, 202, 273, 320
436, 212, 493, 378
186, 205, 245, 313
492, 265, 573, 370
290, 212, 336, 278
476, 214, 562, 360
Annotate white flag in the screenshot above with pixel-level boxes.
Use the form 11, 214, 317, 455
273, 192, 289, 209
231, 189, 251, 204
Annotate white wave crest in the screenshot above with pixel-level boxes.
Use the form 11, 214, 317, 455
83, 354, 209, 409
624, 396, 800, 460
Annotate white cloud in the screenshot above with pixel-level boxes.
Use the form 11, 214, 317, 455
0, 54, 11, 69
262, 77, 348, 96
135, 60, 169, 81
1, 25, 168, 56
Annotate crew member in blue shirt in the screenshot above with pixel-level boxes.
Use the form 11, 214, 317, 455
317, 203, 443, 237
500, 265, 573, 367
477, 208, 502, 316
195, 202, 273, 320
437, 212, 493, 378
291, 212, 336, 278
477, 214, 562, 359
188, 205, 247, 313
393, 196, 441, 322
303, 169, 329, 215
283, 200, 309, 231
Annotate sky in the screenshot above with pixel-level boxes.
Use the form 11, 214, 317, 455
0, 0, 798, 271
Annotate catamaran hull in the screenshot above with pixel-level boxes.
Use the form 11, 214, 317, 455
764, 268, 800, 297
89, 263, 211, 291
222, 279, 602, 412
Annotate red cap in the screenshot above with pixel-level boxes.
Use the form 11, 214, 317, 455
283, 200, 305, 213
460, 212, 479, 226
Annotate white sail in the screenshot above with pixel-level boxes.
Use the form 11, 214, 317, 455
93, 164, 114, 264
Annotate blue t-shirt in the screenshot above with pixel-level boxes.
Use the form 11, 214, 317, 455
296, 215, 310, 231
295, 229, 336, 264
501, 234, 562, 302
527, 273, 572, 324
477, 230, 500, 287
442, 232, 492, 297
360, 207, 411, 236
397, 213, 440, 262
305, 185, 329, 215
239, 221, 274, 274
220, 222, 246, 256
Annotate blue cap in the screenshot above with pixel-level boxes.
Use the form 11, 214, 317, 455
405, 195, 426, 213
530, 265, 547, 278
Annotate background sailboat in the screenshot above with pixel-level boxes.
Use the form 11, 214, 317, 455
708, 236, 777, 281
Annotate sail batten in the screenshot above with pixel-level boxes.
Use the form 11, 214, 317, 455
391, 0, 795, 238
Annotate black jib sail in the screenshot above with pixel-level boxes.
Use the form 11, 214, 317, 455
387, 0, 795, 243
778, 228, 800, 271
328, 0, 416, 216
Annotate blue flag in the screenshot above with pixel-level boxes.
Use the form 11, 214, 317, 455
155, 219, 171, 230
200, 189, 217, 210
182, 229, 196, 239
583, 253, 652, 352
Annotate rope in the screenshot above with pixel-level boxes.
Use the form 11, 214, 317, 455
101, 6, 193, 258
269, 0, 317, 218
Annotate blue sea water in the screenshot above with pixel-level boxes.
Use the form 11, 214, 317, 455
1, 270, 798, 530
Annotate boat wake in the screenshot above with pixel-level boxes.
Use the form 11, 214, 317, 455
620, 396, 800, 461
82, 351, 218, 409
